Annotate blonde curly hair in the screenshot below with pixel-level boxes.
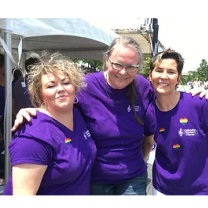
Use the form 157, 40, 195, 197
28, 52, 86, 107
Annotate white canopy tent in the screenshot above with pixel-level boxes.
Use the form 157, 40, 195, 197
0, 18, 119, 61
0, 18, 119, 183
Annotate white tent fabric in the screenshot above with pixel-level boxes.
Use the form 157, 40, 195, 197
0, 18, 119, 61
0, 18, 119, 184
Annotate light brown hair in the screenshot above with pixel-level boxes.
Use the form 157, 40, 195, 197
28, 52, 86, 107
104, 36, 144, 125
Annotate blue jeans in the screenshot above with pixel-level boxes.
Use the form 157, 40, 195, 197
90, 172, 148, 195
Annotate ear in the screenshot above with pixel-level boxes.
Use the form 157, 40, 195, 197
105, 55, 110, 69
148, 71, 152, 82
177, 74, 182, 84
105, 55, 109, 63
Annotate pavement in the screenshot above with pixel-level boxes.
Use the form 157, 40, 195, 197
147, 163, 153, 195
0, 185, 4, 195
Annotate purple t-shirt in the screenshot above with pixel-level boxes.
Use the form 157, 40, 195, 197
77, 72, 155, 183
153, 92, 208, 195
3, 108, 97, 195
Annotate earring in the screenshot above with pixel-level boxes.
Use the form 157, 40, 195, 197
175, 82, 179, 90
41, 102, 48, 109
74, 96, 79, 104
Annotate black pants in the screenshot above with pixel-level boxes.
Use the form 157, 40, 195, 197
0, 139, 5, 178
0, 153, 4, 178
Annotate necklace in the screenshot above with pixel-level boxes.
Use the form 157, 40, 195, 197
104, 72, 128, 103
156, 91, 179, 111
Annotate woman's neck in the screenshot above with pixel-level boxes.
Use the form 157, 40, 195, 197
104, 71, 116, 89
39, 108, 74, 131
104, 71, 111, 86
155, 91, 180, 111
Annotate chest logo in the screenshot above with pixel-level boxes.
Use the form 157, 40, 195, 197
159, 128, 165, 132
83, 130, 91, 140
127, 105, 141, 112
173, 144, 180, 149
180, 118, 188, 124
178, 128, 198, 136
65, 138, 71, 145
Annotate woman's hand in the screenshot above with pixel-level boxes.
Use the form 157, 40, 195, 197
190, 88, 208, 100
11, 108, 38, 132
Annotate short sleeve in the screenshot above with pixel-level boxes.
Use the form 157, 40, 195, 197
9, 136, 53, 166
143, 103, 156, 136
201, 100, 208, 132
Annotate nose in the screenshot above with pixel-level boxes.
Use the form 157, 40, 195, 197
57, 83, 65, 92
161, 71, 168, 79
119, 67, 128, 75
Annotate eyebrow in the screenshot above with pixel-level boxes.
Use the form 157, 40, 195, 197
110, 58, 139, 67
43, 77, 69, 86
156, 67, 176, 71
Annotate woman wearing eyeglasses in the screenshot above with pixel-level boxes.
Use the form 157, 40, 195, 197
80, 37, 156, 195
12, 36, 155, 195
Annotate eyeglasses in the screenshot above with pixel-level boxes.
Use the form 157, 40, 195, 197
108, 57, 139, 73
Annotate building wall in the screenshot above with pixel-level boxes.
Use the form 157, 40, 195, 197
112, 28, 166, 58
118, 33, 151, 55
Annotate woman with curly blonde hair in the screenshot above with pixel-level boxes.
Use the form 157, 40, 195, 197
3, 52, 97, 195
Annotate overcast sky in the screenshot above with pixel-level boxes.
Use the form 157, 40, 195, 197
85, 18, 208, 73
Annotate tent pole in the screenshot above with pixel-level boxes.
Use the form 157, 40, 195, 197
4, 30, 12, 184
151, 18, 159, 57
20, 52, 26, 75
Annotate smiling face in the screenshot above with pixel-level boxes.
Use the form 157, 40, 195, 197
106, 44, 140, 89
41, 71, 75, 113
149, 58, 181, 95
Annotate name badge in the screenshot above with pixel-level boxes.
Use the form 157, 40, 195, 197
21, 82, 26, 88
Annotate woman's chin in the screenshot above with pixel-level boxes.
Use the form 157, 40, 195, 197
155, 88, 170, 95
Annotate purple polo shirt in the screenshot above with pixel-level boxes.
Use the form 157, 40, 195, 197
77, 72, 155, 183
153, 92, 208, 195
3, 108, 97, 195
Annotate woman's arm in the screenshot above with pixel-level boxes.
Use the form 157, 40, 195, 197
142, 135, 155, 161
11, 108, 38, 132
12, 163, 47, 195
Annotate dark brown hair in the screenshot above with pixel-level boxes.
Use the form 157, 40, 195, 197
150, 49, 184, 75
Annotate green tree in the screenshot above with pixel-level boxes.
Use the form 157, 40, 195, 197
82, 59, 103, 71
196, 59, 207, 81
71, 58, 80, 64
140, 56, 151, 78
72, 58, 103, 72
186, 59, 207, 83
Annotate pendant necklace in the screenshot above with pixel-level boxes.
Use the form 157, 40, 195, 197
156, 91, 178, 111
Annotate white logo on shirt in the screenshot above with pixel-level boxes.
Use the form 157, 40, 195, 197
127, 105, 141, 112
178, 128, 183, 136
178, 128, 198, 137
83, 130, 91, 140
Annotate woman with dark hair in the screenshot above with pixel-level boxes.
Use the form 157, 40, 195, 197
149, 49, 208, 195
